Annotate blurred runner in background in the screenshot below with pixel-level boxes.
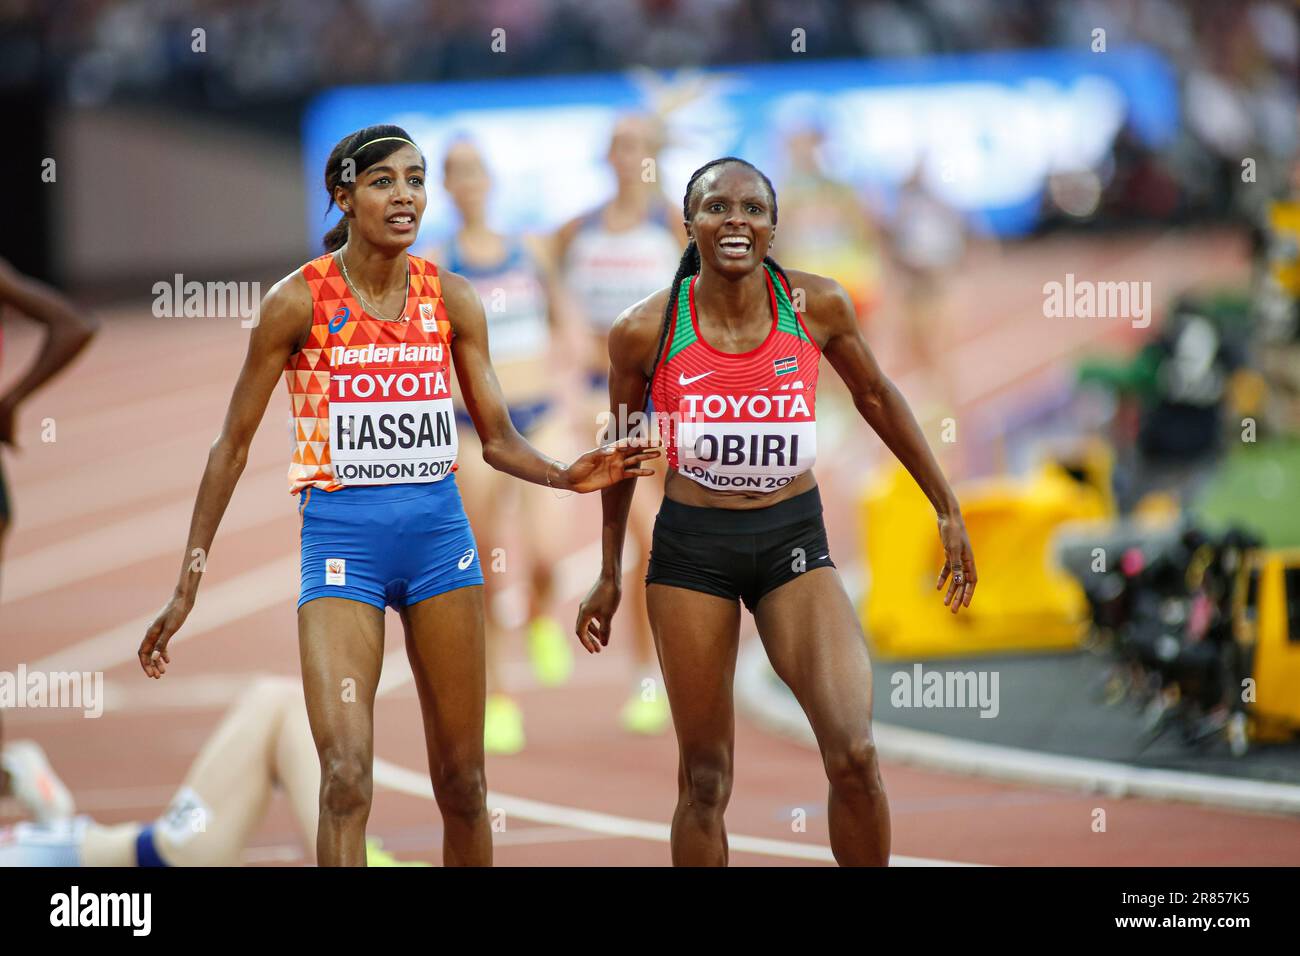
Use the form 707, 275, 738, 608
885, 164, 969, 471
0, 260, 97, 781
0, 258, 98, 597
553, 113, 687, 735
775, 118, 884, 462
428, 138, 575, 755
776, 119, 883, 325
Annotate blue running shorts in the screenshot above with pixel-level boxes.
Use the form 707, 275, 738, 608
297, 474, 484, 612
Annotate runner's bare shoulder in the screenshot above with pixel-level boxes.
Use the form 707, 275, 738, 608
258, 269, 314, 352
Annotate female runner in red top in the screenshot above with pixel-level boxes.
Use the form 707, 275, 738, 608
577, 157, 976, 866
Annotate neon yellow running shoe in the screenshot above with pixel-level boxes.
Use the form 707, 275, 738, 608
365, 837, 431, 867
527, 615, 573, 687
484, 694, 525, 755
620, 690, 670, 736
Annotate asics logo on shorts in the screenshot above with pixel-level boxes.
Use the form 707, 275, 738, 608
457, 548, 475, 570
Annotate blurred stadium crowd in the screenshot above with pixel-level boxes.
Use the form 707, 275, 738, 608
1, 1, 1295, 225
0, 0, 1292, 91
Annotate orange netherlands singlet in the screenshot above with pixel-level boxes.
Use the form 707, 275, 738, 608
650, 262, 821, 493
285, 253, 457, 494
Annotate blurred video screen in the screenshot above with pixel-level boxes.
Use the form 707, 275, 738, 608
303, 47, 1177, 244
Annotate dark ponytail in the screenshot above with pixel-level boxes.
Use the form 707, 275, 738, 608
648, 156, 787, 385
322, 218, 349, 253
321, 124, 424, 252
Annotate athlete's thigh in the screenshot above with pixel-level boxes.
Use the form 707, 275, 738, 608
646, 584, 742, 752
400, 584, 487, 763
297, 597, 386, 757
753, 567, 876, 747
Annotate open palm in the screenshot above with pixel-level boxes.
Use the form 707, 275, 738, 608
565, 438, 661, 493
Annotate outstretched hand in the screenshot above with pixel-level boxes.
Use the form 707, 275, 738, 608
563, 438, 661, 494
936, 513, 977, 614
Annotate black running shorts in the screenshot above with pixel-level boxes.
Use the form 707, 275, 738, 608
645, 486, 835, 612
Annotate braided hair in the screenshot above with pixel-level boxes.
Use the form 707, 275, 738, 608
648, 157, 793, 387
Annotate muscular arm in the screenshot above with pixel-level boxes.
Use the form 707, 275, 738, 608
595, 300, 662, 577
803, 273, 959, 515
797, 271, 977, 609
574, 294, 666, 651
0, 258, 98, 444
179, 274, 312, 603
141, 271, 311, 676
448, 269, 659, 492
446, 269, 575, 488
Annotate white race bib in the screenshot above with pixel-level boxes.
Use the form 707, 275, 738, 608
329, 364, 457, 485
674, 388, 817, 492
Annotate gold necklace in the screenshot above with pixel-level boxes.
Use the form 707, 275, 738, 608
337, 250, 409, 323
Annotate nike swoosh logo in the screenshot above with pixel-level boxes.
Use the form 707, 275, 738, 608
678, 371, 715, 386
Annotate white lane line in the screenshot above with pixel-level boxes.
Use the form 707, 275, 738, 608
20, 381, 234, 458
371, 756, 975, 866
102, 674, 268, 712
2, 465, 291, 604
6, 434, 260, 537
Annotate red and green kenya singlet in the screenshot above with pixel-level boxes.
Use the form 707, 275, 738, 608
285, 253, 457, 493
650, 263, 820, 493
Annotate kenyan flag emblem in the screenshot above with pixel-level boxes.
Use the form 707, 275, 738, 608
773, 356, 798, 376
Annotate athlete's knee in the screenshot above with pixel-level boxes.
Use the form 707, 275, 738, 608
433, 759, 486, 820
680, 753, 732, 812
824, 736, 884, 793
318, 749, 372, 818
